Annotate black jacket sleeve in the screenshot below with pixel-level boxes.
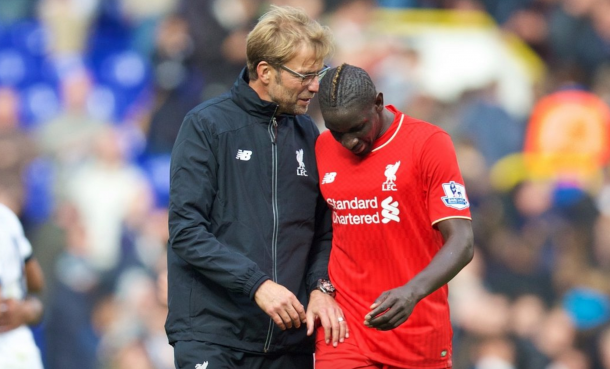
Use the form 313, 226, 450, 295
305, 177, 333, 293
168, 113, 269, 298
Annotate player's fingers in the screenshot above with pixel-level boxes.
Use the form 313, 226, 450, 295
367, 306, 397, 328
369, 292, 389, 309
365, 299, 394, 325
374, 312, 407, 331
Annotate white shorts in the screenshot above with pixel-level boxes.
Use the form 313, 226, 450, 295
0, 326, 44, 369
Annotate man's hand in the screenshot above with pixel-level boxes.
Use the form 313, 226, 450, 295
364, 285, 417, 331
306, 290, 348, 347
254, 280, 307, 330
0, 297, 42, 333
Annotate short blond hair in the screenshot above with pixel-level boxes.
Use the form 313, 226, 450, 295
246, 5, 334, 80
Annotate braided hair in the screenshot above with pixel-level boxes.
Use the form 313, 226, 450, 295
319, 64, 377, 116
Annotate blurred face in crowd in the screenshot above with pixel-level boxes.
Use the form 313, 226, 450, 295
0, 88, 18, 128
264, 44, 327, 115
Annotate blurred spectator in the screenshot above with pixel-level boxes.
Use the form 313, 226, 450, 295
142, 14, 201, 157
118, 0, 178, 57
65, 125, 151, 272
597, 326, 610, 369
455, 83, 525, 167
178, 0, 257, 100
0, 87, 38, 215
35, 68, 106, 202
473, 337, 517, 369
38, 0, 100, 56
0, 0, 37, 25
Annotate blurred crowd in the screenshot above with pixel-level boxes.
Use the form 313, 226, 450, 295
0, 0, 609, 368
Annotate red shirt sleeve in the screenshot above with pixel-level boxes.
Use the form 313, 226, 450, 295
420, 131, 472, 225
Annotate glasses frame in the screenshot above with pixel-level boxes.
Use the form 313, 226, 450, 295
279, 64, 330, 85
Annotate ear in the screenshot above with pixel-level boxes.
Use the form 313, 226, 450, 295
375, 92, 384, 111
256, 62, 274, 85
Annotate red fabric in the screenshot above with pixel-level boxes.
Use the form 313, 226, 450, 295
314, 106, 469, 368
315, 327, 410, 369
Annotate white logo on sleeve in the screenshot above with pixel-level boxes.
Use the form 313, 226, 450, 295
441, 181, 469, 210
322, 172, 336, 184
382, 161, 400, 191
236, 150, 252, 161
195, 362, 208, 369
381, 196, 400, 223
296, 149, 308, 176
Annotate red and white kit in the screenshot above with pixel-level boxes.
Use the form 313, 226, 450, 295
315, 105, 471, 368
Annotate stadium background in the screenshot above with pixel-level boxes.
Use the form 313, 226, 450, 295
0, 0, 609, 368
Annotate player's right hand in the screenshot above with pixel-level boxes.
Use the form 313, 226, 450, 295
254, 280, 307, 330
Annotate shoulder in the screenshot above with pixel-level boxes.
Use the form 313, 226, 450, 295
315, 129, 336, 150
404, 115, 447, 137
0, 203, 22, 234
178, 93, 253, 138
184, 94, 233, 125
294, 114, 321, 137
400, 116, 453, 151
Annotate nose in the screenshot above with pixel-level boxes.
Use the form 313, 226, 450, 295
341, 135, 359, 150
307, 78, 320, 92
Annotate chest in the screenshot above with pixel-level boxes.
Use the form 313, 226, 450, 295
319, 149, 419, 202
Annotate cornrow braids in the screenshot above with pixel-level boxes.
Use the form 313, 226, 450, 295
319, 64, 377, 114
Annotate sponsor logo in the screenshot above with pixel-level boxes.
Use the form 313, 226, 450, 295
382, 161, 400, 191
296, 149, 308, 176
381, 196, 400, 223
327, 196, 400, 224
236, 150, 252, 161
322, 172, 336, 184
195, 362, 209, 369
441, 181, 469, 210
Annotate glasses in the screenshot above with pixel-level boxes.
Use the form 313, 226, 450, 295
279, 64, 330, 85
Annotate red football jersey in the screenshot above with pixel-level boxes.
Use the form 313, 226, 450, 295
315, 105, 471, 368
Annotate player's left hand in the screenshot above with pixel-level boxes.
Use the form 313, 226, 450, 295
306, 290, 349, 347
364, 286, 417, 330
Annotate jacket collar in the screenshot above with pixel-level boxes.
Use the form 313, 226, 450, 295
231, 68, 279, 119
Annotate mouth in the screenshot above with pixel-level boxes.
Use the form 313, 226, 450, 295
350, 142, 367, 155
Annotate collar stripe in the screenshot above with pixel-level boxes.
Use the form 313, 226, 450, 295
372, 114, 404, 153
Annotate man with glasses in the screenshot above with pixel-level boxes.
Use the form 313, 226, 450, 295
166, 5, 346, 369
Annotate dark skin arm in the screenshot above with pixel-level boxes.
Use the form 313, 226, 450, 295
0, 258, 45, 332
364, 218, 474, 330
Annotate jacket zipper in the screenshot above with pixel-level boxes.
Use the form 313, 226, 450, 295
264, 115, 279, 352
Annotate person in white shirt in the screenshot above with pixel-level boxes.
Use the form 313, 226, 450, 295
0, 203, 45, 369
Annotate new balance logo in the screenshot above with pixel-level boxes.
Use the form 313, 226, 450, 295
195, 362, 208, 369
236, 150, 252, 161
381, 196, 400, 223
322, 172, 336, 184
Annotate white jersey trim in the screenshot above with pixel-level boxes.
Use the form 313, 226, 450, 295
431, 215, 472, 227
372, 114, 404, 153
